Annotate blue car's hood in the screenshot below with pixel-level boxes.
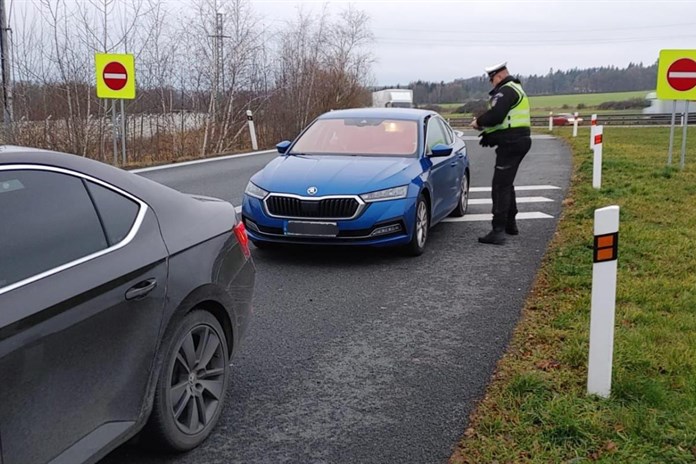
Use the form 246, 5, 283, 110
252, 155, 418, 196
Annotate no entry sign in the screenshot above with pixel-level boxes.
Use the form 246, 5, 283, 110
95, 53, 136, 99
657, 50, 696, 100
667, 59, 696, 92
103, 62, 128, 91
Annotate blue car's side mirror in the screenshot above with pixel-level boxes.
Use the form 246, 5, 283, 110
276, 140, 292, 154
430, 144, 453, 157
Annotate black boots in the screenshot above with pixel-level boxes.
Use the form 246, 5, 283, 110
478, 228, 506, 245
480, 218, 518, 245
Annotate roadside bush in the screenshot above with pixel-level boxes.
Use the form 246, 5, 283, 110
576, 103, 586, 110
455, 100, 488, 116
598, 98, 650, 110
420, 104, 443, 113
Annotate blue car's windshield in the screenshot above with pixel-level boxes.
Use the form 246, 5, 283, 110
291, 118, 418, 157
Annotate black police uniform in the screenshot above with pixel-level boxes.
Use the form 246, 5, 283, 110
476, 75, 532, 243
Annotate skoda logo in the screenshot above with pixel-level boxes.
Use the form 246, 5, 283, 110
307, 186, 318, 196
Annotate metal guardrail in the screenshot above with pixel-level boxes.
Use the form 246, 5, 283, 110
447, 113, 696, 127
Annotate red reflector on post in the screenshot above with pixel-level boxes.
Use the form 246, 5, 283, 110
594, 134, 603, 145
233, 222, 251, 258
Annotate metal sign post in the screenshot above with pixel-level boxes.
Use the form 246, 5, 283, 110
120, 99, 127, 165
681, 100, 690, 170
112, 100, 118, 166
668, 100, 677, 165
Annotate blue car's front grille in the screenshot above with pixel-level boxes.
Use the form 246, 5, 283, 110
266, 196, 360, 219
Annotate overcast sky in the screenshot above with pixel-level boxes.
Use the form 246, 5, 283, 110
246, 0, 696, 86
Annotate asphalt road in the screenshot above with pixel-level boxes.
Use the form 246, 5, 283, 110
102, 133, 571, 464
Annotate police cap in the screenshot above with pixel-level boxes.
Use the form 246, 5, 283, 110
484, 61, 507, 78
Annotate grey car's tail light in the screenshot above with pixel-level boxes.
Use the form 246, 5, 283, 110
234, 222, 251, 258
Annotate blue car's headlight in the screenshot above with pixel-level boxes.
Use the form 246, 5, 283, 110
360, 185, 408, 202
245, 181, 269, 199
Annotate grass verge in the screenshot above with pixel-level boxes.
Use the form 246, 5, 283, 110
450, 127, 696, 463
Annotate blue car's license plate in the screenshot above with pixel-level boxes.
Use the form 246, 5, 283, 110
286, 221, 338, 237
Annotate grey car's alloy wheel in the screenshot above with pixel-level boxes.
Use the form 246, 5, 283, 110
404, 194, 429, 256
144, 310, 230, 452
450, 173, 469, 217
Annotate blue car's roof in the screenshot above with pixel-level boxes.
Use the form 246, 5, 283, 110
318, 107, 434, 121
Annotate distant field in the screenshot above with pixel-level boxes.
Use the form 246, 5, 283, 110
529, 90, 650, 109
438, 90, 652, 116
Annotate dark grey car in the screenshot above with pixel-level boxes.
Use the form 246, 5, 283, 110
0, 147, 255, 464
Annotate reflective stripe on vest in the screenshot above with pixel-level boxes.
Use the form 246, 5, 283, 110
483, 81, 531, 134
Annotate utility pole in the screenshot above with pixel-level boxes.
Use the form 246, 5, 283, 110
202, 4, 229, 156
0, 0, 14, 138
216, 13, 224, 96
209, 12, 229, 110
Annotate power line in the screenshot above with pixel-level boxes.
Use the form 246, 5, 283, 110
377, 21, 696, 35
374, 33, 696, 47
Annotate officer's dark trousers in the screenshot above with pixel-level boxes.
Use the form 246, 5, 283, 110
491, 136, 532, 230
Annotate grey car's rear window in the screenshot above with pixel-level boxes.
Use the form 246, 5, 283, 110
0, 170, 108, 289
86, 180, 139, 246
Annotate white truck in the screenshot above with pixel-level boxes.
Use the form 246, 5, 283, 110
643, 91, 696, 115
371, 89, 413, 108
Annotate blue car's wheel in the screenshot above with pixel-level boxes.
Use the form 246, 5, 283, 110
404, 194, 429, 256
450, 171, 469, 217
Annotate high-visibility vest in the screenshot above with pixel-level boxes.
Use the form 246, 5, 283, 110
483, 81, 531, 134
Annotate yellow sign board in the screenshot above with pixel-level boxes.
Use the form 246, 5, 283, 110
95, 53, 136, 100
656, 49, 696, 100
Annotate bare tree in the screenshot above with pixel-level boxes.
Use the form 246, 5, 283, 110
9, 1, 374, 163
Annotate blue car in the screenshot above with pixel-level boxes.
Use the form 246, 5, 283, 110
242, 108, 470, 255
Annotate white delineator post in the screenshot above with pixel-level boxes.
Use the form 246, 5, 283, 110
548, 111, 553, 131
589, 113, 598, 149
572, 111, 579, 137
593, 125, 604, 189
587, 205, 620, 398
246, 109, 259, 151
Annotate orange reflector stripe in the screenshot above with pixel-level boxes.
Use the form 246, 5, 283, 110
593, 232, 618, 263
596, 248, 614, 262
597, 235, 614, 248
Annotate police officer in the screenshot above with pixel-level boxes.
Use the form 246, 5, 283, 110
470, 62, 531, 245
